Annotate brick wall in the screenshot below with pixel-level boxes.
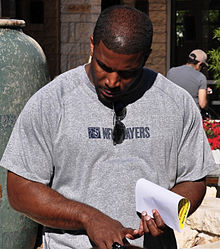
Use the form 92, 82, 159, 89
60, 0, 101, 73
148, 0, 167, 75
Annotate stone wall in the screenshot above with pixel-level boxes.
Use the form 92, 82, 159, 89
60, 0, 168, 75
175, 187, 220, 249
148, 0, 167, 75
60, 0, 101, 73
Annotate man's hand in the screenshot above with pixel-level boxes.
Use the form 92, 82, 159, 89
126, 209, 166, 240
7, 171, 136, 249
84, 211, 134, 249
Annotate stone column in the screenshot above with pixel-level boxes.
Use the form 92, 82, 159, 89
148, 0, 167, 75
60, 0, 101, 73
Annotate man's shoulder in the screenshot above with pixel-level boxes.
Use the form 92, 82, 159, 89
54, 65, 86, 86
36, 65, 86, 97
24, 65, 87, 110
197, 70, 207, 81
153, 73, 195, 105
141, 68, 186, 93
155, 72, 186, 91
167, 65, 188, 74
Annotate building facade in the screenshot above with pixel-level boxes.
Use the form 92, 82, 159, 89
59, 0, 169, 77
1, 0, 169, 77
1, 0, 220, 116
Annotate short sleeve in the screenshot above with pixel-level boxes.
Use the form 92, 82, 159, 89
0, 91, 56, 185
176, 97, 217, 183
199, 74, 207, 89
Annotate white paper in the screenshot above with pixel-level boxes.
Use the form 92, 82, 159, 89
135, 178, 190, 232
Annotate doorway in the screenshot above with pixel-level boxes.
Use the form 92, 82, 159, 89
170, 0, 220, 118
170, 0, 220, 69
1, 0, 60, 79
101, 0, 149, 14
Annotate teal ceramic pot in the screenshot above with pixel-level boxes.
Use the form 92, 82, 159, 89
0, 19, 50, 249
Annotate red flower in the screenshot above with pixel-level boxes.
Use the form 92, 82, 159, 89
203, 120, 220, 150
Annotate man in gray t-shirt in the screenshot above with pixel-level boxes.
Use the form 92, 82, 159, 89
167, 49, 208, 109
0, 6, 218, 249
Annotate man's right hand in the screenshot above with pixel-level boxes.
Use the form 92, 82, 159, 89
84, 210, 135, 249
7, 171, 137, 249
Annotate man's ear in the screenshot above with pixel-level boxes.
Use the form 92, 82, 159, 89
196, 61, 202, 71
90, 35, 95, 57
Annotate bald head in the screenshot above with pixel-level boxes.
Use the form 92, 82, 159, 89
93, 5, 153, 55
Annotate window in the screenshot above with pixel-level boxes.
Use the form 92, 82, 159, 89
171, 0, 220, 68
101, 0, 122, 11
30, 0, 44, 24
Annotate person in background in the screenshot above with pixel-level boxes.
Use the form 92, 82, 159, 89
167, 49, 209, 110
0, 6, 217, 249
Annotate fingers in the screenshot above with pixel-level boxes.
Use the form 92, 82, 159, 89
86, 214, 134, 248
102, 229, 132, 249
125, 220, 146, 240
124, 227, 140, 240
92, 230, 126, 249
153, 209, 166, 229
136, 210, 166, 237
125, 228, 143, 240
141, 211, 151, 233
98, 236, 126, 249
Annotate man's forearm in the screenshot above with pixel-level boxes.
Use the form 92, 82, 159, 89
198, 89, 207, 109
170, 178, 206, 216
7, 171, 100, 230
7, 171, 136, 248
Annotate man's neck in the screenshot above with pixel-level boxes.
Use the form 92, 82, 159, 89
186, 63, 200, 71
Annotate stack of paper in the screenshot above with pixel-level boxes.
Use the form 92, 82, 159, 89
135, 178, 190, 232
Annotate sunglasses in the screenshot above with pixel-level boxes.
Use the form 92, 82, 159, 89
112, 106, 127, 145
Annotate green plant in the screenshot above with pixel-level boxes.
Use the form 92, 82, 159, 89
208, 27, 220, 88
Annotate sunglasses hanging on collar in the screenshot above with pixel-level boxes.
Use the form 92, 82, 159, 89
112, 103, 127, 146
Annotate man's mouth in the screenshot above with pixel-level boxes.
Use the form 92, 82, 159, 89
101, 88, 120, 99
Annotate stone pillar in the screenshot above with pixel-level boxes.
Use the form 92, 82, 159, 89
60, 0, 101, 73
147, 0, 167, 75
60, 0, 168, 75
123, 0, 135, 7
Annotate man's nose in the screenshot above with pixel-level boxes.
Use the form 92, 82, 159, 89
105, 72, 121, 88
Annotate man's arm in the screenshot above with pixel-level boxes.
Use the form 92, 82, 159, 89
170, 178, 206, 215
7, 171, 135, 248
198, 89, 207, 109
170, 178, 206, 216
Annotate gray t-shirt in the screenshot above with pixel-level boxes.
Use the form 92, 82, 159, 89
167, 65, 207, 107
0, 65, 217, 249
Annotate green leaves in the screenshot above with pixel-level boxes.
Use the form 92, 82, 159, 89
208, 27, 220, 88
